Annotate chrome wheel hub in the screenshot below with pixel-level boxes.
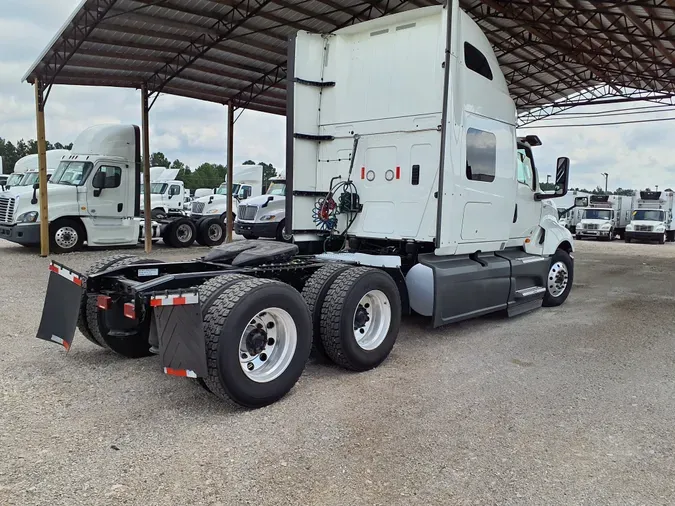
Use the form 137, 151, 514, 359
547, 261, 569, 298
176, 223, 193, 243
353, 290, 391, 351
239, 308, 297, 383
54, 226, 78, 249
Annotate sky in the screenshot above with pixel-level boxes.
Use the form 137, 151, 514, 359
2, 0, 675, 191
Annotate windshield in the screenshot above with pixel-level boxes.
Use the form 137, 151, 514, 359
583, 209, 612, 220
266, 181, 286, 196
51, 161, 93, 186
215, 183, 241, 195
151, 183, 167, 194
20, 172, 41, 186
6, 173, 24, 186
633, 209, 665, 221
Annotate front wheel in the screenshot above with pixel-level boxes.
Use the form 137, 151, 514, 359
276, 220, 293, 242
659, 233, 666, 245
543, 249, 573, 307
50, 218, 85, 253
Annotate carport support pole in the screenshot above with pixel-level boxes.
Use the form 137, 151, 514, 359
141, 84, 152, 253
34, 78, 49, 257
226, 102, 234, 243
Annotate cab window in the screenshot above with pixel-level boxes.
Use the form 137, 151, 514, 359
96, 166, 122, 188
516, 149, 535, 190
169, 184, 181, 196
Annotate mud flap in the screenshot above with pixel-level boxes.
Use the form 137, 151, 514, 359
36, 262, 86, 350
151, 291, 208, 378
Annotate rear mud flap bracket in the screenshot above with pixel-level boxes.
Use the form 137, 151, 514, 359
151, 292, 208, 378
36, 262, 86, 350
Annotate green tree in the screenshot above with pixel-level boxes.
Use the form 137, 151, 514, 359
0, 137, 73, 173
150, 152, 171, 168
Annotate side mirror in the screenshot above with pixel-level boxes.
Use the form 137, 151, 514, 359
92, 171, 106, 197
536, 157, 569, 200
168, 193, 173, 199
33, 182, 40, 190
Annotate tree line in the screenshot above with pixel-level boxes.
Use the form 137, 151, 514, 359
0, 138, 73, 173
539, 182, 638, 196
149, 152, 279, 191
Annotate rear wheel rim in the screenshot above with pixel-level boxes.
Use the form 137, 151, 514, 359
176, 224, 193, 243
238, 308, 297, 383
54, 226, 78, 249
547, 261, 569, 298
208, 223, 223, 241
353, 290, 391, 350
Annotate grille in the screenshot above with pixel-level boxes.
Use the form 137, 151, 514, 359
191, 201, 205, 214
0, 197, 15, 224
586, 224, 599, 230
634, 225, 653, 232
240, 205, 258, 221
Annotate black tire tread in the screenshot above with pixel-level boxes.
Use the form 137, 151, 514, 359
319, 266, 389, 371
301, 263, 353, 359
77, 254, 137, 346
85, 256, 160, 355
202, 278, 296, 405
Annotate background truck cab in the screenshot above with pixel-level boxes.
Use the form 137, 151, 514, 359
0, 124, 143, 253
625, 190, 675, 244
234, 174, 288, 240
189, 164, 265, 222
140, 167, 187, 219
575, 195, 631, 241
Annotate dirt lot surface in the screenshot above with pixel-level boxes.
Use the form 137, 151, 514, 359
1, 239, 674, 505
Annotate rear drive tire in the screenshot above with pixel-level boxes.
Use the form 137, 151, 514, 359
319, 267, 402, 371
50, 218, 85, 254
203, 278, 312, 408
77, 254, 136, 347
165, 218, 196, 248
301, 263, 353, 361
543, 249, 573, 307
86, 257, 163, 358
197, 217, 225, 247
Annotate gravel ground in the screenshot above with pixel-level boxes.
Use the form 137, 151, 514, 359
1, 239, 675, 505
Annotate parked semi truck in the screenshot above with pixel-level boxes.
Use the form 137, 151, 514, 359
189, 164, 265, 223
36, 4, 573, 409
625, 190, 675, 244
234, 173, 290, 241
2, 149, 70, 189
0, 124, 222, 252
575, 195, 631, 240
140, 167, 190, 219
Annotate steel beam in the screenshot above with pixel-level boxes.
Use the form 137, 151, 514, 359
226, 102, 235, 243
141, 84, 152, 253
34, 79, 50, 257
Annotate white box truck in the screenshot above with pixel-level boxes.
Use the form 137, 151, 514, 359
35, 3, 574, 409
558, 191, 591, 233
0, 125, 222, 252
234, 173, 290, 241
625, 190, 675, 244
575, 195, 632, 241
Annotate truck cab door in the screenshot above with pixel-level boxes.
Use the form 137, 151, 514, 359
167, 183, 182, 212
510, 149, 541, 240
86, 163, 137, 244
87, 164, 127, 217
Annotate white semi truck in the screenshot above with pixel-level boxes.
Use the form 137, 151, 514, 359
234, 173, 290, 241
36, 4, 574, 409
140, 167, 190, 219
2, 149, 70, 189
625, 190, 675, 244
575, 195, 632, 240
0, 124, 223, 252
189, 164, 265, 223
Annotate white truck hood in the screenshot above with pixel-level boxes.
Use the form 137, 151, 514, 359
241, 194, 285, 207
7, 184, 78, 221
579, 219, 612, 227
629, 220, 664, 228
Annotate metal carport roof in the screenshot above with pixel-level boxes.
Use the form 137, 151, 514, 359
22, 0, 675, 125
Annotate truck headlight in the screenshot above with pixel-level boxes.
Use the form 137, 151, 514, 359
17, 211, 39, 223
259, 213, 277, 221
626, 224, 633, 231
655, 225, 666, 232
601, 223, 611, 230
206, 209, 220, 214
